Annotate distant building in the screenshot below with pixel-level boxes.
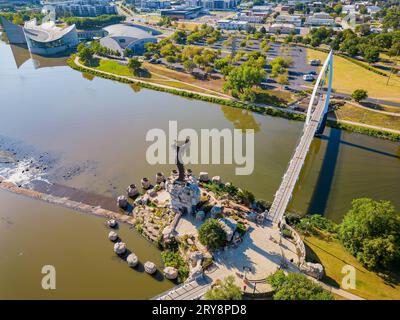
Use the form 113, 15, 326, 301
235, 13, 264, 24
305, 12, 336, 26
47, 0, 117, 17
140, 0, 171, 10
269, 23, 299, 34
186, 0, 238, 10
160, 6, 203, 19
342, 4, 355, 14
217, 19, 249, 30
275, 14, 302, 27
100, 24, 156, 55
367, 5, 381, 15
1, 17, 79, 55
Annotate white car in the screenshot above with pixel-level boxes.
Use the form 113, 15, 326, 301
303, 74, 315, 81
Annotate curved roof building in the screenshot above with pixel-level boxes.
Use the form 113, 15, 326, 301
23, 19, 79, 55
100, 24, 156, 55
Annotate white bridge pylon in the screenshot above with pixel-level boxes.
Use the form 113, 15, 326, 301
267, 50, 334, 225
306, 50, 334, 127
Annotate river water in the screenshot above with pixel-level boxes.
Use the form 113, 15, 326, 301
0, 40, 399, 298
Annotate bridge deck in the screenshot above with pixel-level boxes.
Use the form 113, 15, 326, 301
152, 277, 212, 300
268, 98, 326, 223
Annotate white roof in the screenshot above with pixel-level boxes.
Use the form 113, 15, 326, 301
23, 19, 75, 42
103, 24, 155, 40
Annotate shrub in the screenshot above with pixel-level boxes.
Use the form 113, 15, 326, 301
204, 276, 242, 300
338, 198, 400, 270
161, 251, 189, 282
198, 219, 227, 250
267, 270, 333, 300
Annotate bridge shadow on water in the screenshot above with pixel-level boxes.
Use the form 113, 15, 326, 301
307, 129, 342, 216
307, 129, 400, 216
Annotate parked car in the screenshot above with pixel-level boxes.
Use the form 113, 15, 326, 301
309, 59, 321, 66
303, 74, 315, 81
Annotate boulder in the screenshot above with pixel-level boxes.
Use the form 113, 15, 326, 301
163, 266, 178, 280
127, 253, 138, 268
107, 219, 118, 228
108, 231, 118, 241
199, 172, 209, 182
190, 251, 203, 266
211, 176, 222, 184
127, 184, 139, 197
113, 242, 127, 255
141, 177, 151, 189
144, 261, 157, 274
117, 195, 128, 209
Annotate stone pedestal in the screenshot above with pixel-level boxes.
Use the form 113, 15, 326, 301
117, 195, 128, 209
163, 266, 178, 280
212, 176, 222, 184
114, 242, 127, 255
141, 177, 151, 189
144, 261, 157, 274
156, 172, 166, 184
199, 172, 209, 182
127, 253, 138, 267
127, 184, 139, 197
108, 231, 118, 241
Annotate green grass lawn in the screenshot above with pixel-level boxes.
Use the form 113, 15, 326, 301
306, 48, 400, 103
303, 234, 400, 300
95, 59, 133, 77
330, 103, 400, 131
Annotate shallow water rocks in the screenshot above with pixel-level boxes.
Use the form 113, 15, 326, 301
127, 184, 139, 197
113, 242, 127, 255
117, 195, 128, 209
144, 261, 157, 274
127, 253, 139, 267
141, 177, 151, 189
212, 176, 222, 184
199, 172, 209, 182
107, 219, 118, 228
108, 231, 118, 241
163, 266, 178, 280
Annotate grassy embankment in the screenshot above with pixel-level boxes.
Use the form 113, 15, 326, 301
68, 56, 400, 141
68, 56, 305, 121
303, 234, 400, 300
331, 103, 400, 132
306, 48, 400, 104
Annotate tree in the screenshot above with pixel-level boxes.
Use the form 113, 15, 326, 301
223, 61, 266, 101
183, 60, 196, 73
338, 198, 400, 270
204, 276, 242, 300
333, 3, 343, 15
128, 57, 142, 75
78, 46, 93, 65
351, 89, 368, 102
172, 30, 187, 44
267, 271, 333, 300
383, 7, 400, 30
198, 219, 227, 250
123, 47, 133, 57
362, 46, 379, 63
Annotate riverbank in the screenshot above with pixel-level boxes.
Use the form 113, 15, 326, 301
68, 56, 400, 141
